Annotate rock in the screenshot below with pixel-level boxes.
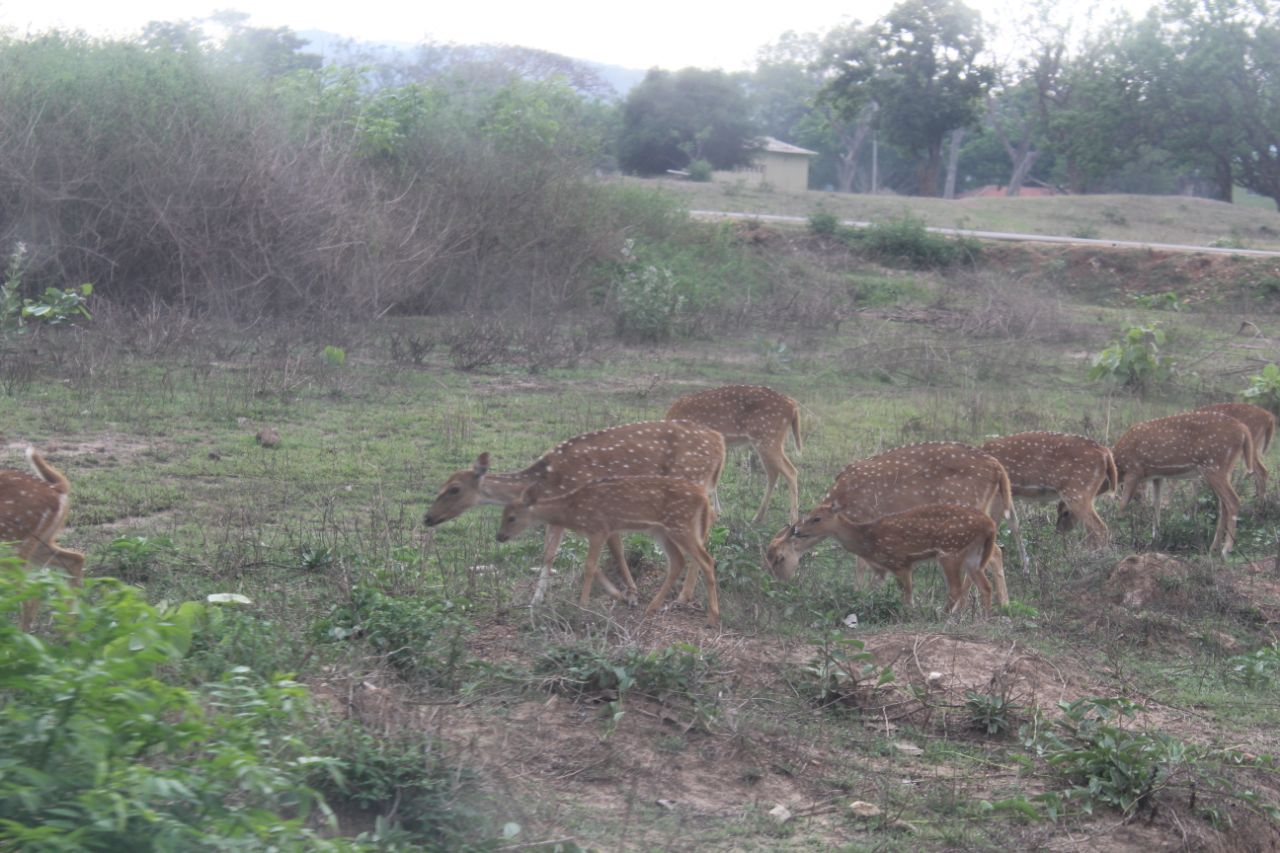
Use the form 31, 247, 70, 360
656, 799, 677, 811
849, 801, 882, 819
768, 804, 792, 824
207, 451, 221, 461
892, 741, 923, 756
255, 427, 281, 448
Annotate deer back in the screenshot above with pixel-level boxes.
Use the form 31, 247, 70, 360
841, 504, 997, 567
1113, 411, 1254, 476
825, 442, 1008, 521
524, 475, 711, 539
982, 432, 1114, 498
666, 384, 799, 446
1197, 403, 1276, 455
528, 420, 725, 496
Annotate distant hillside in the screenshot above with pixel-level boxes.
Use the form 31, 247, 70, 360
296, 29, 644, 96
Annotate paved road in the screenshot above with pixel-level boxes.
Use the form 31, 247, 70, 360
690, 209, 1280, 259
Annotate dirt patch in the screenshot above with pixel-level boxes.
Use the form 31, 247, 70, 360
1105, 553, 1196, 609
4, 435, 157, 465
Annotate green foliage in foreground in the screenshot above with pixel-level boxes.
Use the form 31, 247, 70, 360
0, 563, 353, 851
1243, 363, 1280, 414
848, 214, 980, 268
1089, 324, 1176, 392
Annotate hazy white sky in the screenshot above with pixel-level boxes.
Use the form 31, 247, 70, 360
0, 1, 1156, 71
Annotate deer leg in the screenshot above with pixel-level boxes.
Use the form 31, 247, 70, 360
1055, 500, 1077, 533
606, 533, 638, 604
1150, 478, 1163, 543
1254, 456, 1269, 500
750, 444, 781, 525
644, 534, 686, 619
675, 548, 701, 605
691, 538, 720, 628
578, 537, 607, 607
530, 525, 566, 606
886, 563, 912, 609
984, 544, 1007, 606
941, 555, 965, 615
1066, 493, 1109, 548
1203, 468, 1240, 557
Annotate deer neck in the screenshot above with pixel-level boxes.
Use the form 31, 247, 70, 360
479, 471, 536, 505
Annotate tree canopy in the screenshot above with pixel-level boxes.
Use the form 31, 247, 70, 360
617, 68, 758, 174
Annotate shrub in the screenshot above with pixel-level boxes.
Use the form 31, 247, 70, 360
612, 238, 685, 342
849, 214, 979, 268
686, 158, 713, 182
0, 563, 351, 850
807, 209, 840, 236
1089, 324, 1176, 392
1242, 363, 1280, 415
316, 585, 472, 688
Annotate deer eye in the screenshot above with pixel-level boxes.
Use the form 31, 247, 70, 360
447, 485, 460, 495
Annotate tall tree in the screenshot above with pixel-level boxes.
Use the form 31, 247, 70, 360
1233, 9, 1280, 209
823, 0, 994, 196
617, 68, 757, 174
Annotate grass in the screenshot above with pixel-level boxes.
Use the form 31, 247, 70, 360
638, 176, 1280, 251
3, 232, 1280, 848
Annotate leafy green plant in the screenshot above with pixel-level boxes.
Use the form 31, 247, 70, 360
849, 214, 979, 269
613, 238, 685, 342
537, 641, 723, 731
316, 585, 472, 688
964, 689, 1022, 736
795, 631, 895, 711
1026, 697, 1194, 817
1242, 363, 1280, 415
1, 242, 92, 336
685, 158, 713, 182
1130, 291, 1183, 311
322, 345, 346, 366
808, 209, 840, 236
1089, 324, 1176, 392
1226, 643, 1280, 688
0, 562, 351, 850
101, 534, 175, 580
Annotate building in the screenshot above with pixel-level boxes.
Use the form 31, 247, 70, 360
713, 137, 818, 193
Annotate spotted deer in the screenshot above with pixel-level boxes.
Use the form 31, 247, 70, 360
981, 432, 1118, 547
496, 476, 721, 627
424, 421, 725, 605
1111, 411, 1255, 557
1196, 402, 1276, 498
765, 442, 1017, 605
1, 448, 86, 631
665, 385, 801, 523
766, 503, 997, 615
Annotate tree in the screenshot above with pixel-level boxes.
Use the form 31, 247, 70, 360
1234, 14, 1280, 209
823, 0, 994, 196
618, 68, 757, 175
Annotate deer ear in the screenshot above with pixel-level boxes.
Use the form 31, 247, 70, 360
520, 483, 540, 506
473, 453, 490, 477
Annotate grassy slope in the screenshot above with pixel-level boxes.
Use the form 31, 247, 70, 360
636, 176, 1280, 251
3, 225, 1280, 849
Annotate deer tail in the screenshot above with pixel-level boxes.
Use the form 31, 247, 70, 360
26, 447, 70, 495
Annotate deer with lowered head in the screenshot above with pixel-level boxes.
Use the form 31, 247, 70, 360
766, 503, 998, 615
495, 475, 721, 627
1111, 410, 1255, 557
765, 441, 1017, 604
981, 431, 1118, 548
0, 448, 86, 631
424, 420, 725, 606
665, 384, 801, 524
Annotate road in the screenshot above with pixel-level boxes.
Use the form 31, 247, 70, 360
689, 210, 1280, 259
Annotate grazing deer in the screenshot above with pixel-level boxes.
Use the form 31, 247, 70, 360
0, 448, 86, 631
1196, 403, 1276, 498
665, 385, 801, 523
766, 504, 997, 615
1111, 411, 1255, 557
981, 432, 1118, 547
424, 421, 725, 606
765, 442, 1016, 604
496, 476, 721, 627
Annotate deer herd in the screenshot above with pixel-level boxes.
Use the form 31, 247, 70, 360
2, 385, 1276, 632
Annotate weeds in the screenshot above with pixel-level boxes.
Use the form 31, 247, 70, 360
849, 214, 980, 269
794, 631, 895, 711
1089, 324, 1176, 392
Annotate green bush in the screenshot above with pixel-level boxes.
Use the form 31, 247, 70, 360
316, 585, 471, 688
612, 238, 685, 342
1089, 324, 1176, 392
807, 209, 840, 236
0, 562, 353, 851
1242, 363, 1280, 415
849, 214, 979, 268
686, 158, 713, 182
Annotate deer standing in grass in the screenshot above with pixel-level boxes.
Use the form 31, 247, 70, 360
981, 432, 1118, 548
1111, 411, 1255, 557
1, 448, 86, 631
765, 442, 1017, 605
766, 503, 997, 615
1196, 403, 1276, 498
665, 385, 801, 523
496, 476, 721, 627
424, 421, 725, 606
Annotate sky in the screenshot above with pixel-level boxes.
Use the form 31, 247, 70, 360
0, 1, 1157, 71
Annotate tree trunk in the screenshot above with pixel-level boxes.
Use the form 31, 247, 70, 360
919, 138, 944, 196
1214, 156, 1234, 203
944, 128, 966, 199
1007, 150, 1040, 197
